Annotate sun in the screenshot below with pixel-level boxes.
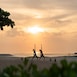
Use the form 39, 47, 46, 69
23, 25, 44, 34
27, 26, 44, 34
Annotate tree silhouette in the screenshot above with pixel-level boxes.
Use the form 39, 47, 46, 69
0, 8, 15, 30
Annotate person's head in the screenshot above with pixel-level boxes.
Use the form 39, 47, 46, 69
39, 49, 42, 52
33, 49, 35, 51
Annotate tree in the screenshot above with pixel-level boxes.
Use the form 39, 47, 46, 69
0, 8, 15, 30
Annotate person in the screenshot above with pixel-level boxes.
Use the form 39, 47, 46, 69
50, 58, 52, 62
39, 49, 45, 59
33, 49, 38, 58
54, 59, 56, 62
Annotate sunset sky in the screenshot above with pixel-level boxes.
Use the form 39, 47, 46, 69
0, 0, 77, 55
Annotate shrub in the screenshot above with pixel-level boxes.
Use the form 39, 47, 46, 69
0, 58, 77, 77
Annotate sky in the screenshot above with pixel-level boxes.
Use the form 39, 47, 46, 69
0, 0, 77, 55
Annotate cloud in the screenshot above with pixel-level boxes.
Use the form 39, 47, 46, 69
1, 0, 77, 11
1, 0, 77, 22
0, 0, 24, 8
54, 0, 77, 10
6, 28, 24, 37
22, 0, 77, 11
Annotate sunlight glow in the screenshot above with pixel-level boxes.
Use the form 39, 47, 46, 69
27, 26, 44, 34
34, 15, 42, 18
23, 25, 45, 34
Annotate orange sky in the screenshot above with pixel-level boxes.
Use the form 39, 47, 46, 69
0, 0, 77, 55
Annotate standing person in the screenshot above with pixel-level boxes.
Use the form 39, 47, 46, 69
39, 49, 45, 59
39, 44, 45, 59
33, 49, 38, 58
32, 44, 38, 59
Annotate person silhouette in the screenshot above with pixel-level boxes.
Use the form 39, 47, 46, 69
33, 49, 38, 58
54, 59, 56, 62
39, 49, 45, 59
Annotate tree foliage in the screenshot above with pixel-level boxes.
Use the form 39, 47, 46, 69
0, 8, 15, 30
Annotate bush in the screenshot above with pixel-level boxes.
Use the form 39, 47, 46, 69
0, 58, 77, 77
